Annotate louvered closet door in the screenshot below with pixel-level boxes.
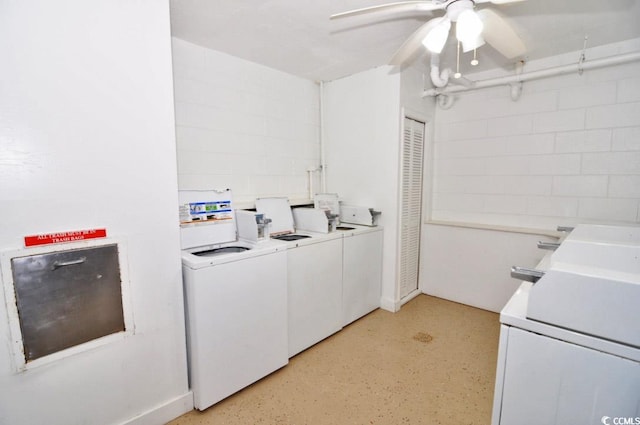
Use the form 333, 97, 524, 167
399, 117, 425, 299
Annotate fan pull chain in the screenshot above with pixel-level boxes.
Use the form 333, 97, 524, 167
454, 41, 462, 79
471, 49, 479, 66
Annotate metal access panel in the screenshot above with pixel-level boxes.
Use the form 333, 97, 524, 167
11, 244, 125, 362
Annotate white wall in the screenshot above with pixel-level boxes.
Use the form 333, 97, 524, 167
324, 66, 434, 310
420, 224, 557, 312
401, 65, 434, 116
323, 67, 401, 310
420, 39, 640, 312
0, 2, 191, 424
431, 39, 640, 229
172, 38, 321, 205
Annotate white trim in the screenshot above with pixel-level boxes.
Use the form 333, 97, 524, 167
379, 295, 400, 313
0, 237, 134, 372
401, 288, 421, 305
425, 220, 561, 238
117, 392, 194, 425
393, 107, 432, 310
396, 111, 427, 300
401, 107, 429, 125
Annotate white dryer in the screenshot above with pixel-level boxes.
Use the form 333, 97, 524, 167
492, 224, 640, 425
179, 189, 288, 411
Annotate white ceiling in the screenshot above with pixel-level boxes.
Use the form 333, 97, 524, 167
169, 0, 640, 82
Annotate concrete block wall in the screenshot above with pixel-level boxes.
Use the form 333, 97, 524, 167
172, 38, 321, 205
431, 39, 640, 230
420, 40, 640, 312
324, 66, 403, 311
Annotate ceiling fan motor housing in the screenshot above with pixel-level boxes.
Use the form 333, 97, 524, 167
446, 0, 475, 22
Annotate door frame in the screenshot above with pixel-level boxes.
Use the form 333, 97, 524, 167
395, 107, 431, 306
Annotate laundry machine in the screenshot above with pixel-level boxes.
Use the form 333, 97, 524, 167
179, 189, 288, 410
492, 224, 640, 425
313, 194, 384, 326
338, 224, 383, 326
255, 197, 344, 358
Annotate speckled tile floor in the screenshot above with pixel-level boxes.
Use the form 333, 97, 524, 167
167, 295, 500, 425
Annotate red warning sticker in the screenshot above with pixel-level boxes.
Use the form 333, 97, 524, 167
24, 228, 107, 247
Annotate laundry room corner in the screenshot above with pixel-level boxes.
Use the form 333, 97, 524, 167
323, 64, 436, 312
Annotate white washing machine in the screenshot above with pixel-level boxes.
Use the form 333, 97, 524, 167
492, 224, 640, 425
179, 190, 288, 411
255, 198, 344, 358
313, 194, 384, 326
338, 224, 383, 327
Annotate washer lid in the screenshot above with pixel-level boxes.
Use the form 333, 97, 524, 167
255, 197, 294, 235
527, 242, 640, 349
314, 193, 340, 216
193, 246, 250, 257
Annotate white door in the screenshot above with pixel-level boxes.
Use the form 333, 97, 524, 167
398, 117, 425, 299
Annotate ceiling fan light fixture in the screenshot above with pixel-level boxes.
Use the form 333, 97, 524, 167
461, 34, 485, 52
456, 9, 484, 44
422, 18, 451, 53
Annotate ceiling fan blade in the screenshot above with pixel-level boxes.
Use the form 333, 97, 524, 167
389, 17, 447, 66
477, 8, 526, 58
474, 0, 526, 4
330, 1, 441, 20
487, 0, 526, 4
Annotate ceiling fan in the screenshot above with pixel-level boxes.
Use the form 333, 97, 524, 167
330, 0, 527, 67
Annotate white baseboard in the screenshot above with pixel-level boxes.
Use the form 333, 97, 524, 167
380, 289, 422, 313
380, 296, 400, 313
401, 289, 421, 305
118, 391, 193, 425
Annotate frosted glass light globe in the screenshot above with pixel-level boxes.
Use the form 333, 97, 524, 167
456, 9, 483, 44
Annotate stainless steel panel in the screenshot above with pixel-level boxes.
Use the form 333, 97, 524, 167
11, 244, 125, 362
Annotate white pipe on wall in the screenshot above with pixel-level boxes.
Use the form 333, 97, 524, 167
319, 81, 327, 194
430, 53, 452, 88
422, 51, 640, 97
307, 168, 315, 200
